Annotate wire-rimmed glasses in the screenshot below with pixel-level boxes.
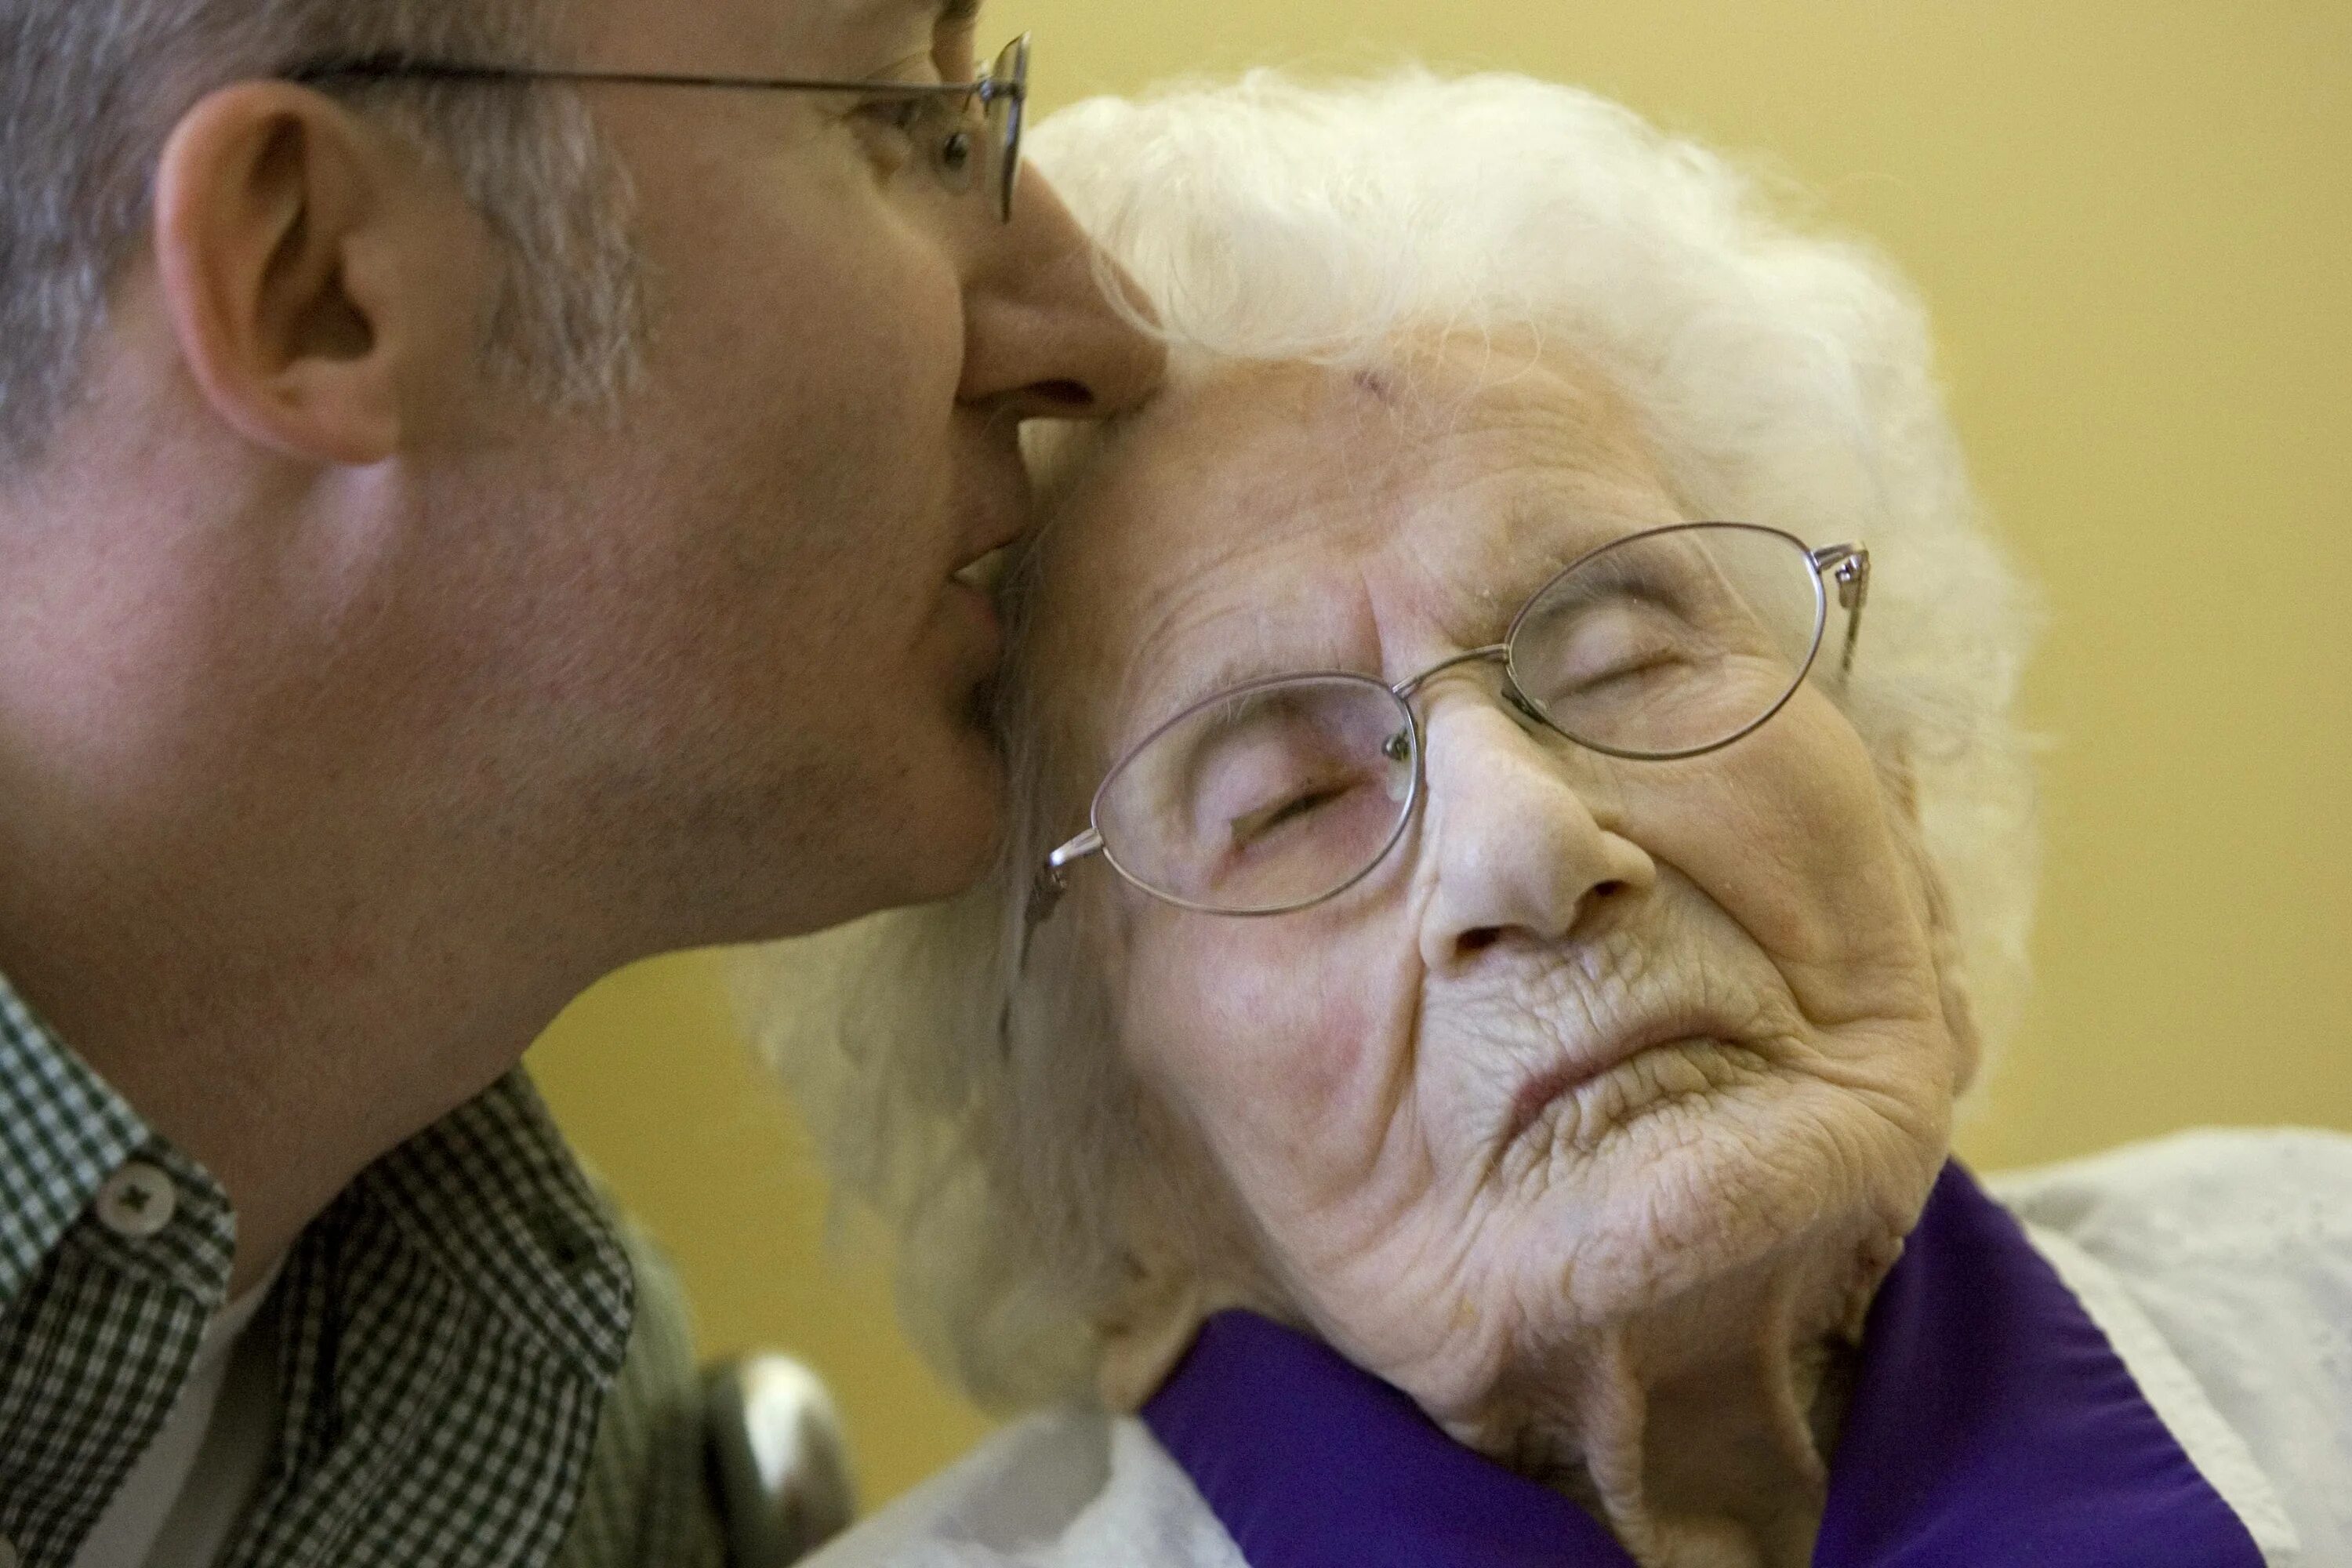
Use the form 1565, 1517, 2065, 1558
288, 34, 1033, 221
1031, 522, 1871, 926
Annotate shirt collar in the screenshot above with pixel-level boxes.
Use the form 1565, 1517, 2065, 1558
355, 1071, 635, 1384
0, 957, 631, 1385
0, 970, 172, 1297
1143, 1163, 2267, 1568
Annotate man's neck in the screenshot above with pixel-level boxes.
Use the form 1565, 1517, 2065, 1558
0, 822, 611, 1294
0, 455, 645, 1294
0, 592, 607, 1293
0, 429, 793, 1294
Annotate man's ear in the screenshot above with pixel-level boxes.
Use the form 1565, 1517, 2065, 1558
152, 82, 463, 466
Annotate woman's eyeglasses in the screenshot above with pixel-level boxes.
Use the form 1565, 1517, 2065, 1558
1031, 521, 1871, 927
288, 34, 1032, 222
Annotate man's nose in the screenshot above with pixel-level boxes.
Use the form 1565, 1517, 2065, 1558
1415, 695, 1657, 974
957, 169, 1166, 420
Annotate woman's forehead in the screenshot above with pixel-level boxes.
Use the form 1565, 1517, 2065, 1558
1033, 342, 1677, 735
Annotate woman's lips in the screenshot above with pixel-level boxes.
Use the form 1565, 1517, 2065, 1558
1501, 1018, 1748, 1150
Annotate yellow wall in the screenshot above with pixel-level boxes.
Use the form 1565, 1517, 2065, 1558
528, 0, 2352, 1508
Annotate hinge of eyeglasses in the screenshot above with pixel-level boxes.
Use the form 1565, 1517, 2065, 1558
1833, 554, 1870, 612
1049, 829, 1105, 873
1810, 544, 1871, 611
1021, 830, 1099, 966
1808, 547, 1872, 680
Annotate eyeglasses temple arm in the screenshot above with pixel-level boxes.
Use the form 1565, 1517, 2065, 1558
1812, 546, 1871, 681
285, 55, 1007, 100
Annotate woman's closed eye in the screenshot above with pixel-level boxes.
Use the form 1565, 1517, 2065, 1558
1544, 600, 1697, 697
1226, 779, 1354, 849
1200, 743, 1323, 840
1190, 735, 1370, 852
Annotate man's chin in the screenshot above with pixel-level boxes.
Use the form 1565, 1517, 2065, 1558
730, 706, 1006, 938
868, 729, 1007, 907
891, 817, 1000, 907
738, 807, 998, 944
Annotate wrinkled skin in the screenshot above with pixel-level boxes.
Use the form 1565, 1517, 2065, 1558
1025, 345, 1972, 1566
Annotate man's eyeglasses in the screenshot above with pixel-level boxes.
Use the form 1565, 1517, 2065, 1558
289, 34, 1032, 223
1030, 522, 1872, 926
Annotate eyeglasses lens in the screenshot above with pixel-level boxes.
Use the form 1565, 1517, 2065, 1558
1094, 676, 1417, 915
1087, 526, 1828, 916
1506, 524, 1827, 758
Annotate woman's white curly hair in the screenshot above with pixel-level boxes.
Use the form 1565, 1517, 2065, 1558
740, 68, 2041, 1411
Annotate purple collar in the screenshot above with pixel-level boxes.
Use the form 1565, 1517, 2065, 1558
1142, 1163, 2265, 1567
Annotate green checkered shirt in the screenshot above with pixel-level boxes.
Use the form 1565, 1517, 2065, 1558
0, 972, 723, 1568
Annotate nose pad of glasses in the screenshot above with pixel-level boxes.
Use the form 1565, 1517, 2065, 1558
1500, 681, 1549, 730
1383, 729, 1415, 802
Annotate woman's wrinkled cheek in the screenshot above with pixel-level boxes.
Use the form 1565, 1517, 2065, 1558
1123, 911, 1417, 1215
1632, 695, 1936, 1011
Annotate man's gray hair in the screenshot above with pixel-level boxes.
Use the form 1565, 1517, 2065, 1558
0, 0, 641, 472
744, 69, 2042, 1413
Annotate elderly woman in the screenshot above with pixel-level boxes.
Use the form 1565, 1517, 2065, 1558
753, 71, 2350, 1568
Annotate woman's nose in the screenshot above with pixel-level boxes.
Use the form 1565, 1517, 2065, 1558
1417, 696, 1657, 972
957, 170, 1167, 420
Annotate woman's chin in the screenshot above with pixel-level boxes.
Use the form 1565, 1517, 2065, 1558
1501, 1068, 1941, 1326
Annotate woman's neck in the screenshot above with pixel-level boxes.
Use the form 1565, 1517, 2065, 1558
1468, 1235, 1893, 1568
1574, 1326, 1849, 1566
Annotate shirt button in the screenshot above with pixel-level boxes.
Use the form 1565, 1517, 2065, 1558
96, 1162, 178, 1239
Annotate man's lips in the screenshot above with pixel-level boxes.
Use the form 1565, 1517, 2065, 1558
949, 510, 1025, 591
1501, 1014, 1744, 1149
949, 457, 1034, 582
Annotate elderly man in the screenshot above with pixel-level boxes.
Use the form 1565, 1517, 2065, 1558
0, 0, 1160, 1564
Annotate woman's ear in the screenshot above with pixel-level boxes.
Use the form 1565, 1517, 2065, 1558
1094, 1237, 1223, 1413
1091, 1099, 1272, 1411
151, 82, 483, 466
1879, 747, 1984, 1095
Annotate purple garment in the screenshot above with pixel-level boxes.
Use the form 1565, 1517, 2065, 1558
1142, 1163, 2266, 1566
